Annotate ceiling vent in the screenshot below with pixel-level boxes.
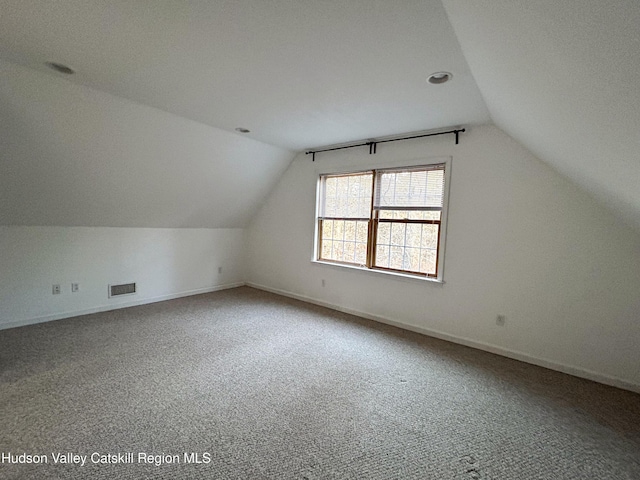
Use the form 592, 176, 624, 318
109, 282, 137, 298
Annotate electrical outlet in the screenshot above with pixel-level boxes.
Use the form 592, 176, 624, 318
496, 314, 506, 326
52, 284, 61, 295
218, 267, 222, 274
71, 283, 79, 292
321, 279, 325, 287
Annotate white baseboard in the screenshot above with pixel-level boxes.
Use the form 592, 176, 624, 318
246, 282, 640, 394
0, 282, 245, 331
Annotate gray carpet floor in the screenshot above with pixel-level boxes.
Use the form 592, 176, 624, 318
1, 286, 639, 479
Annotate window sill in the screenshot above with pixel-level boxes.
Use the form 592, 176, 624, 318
311, 260, 445, 285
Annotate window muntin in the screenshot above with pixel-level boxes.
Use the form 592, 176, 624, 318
317, 163, 447, 278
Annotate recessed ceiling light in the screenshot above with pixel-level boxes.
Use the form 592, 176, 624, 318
427, 72, 452, 85
235, 127, 251, 133
46, 62, 75, 75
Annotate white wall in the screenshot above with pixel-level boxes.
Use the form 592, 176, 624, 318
246, 125, 640, 391
0, 226, 245, 329
0, 61, 290, 330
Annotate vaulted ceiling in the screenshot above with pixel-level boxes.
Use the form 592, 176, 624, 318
442, 0, 640, 232
0, 0, 489, 150
1, 1, 639, 230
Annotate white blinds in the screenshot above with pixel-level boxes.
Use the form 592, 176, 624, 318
373, 164, 445, 210
320, 171, 373, 218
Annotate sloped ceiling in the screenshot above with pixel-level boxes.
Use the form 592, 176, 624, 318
0, 60, 293, 228
442, 0, 640, 231
0, 0, 489, 228
1, 1, 639, 231
0, 0, 489, 150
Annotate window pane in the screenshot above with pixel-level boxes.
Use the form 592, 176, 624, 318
379, 174, 393, 207
390, 223, 405, 246
344, 241, 355, 262
375, 166, 444, 209
420, 249, 437, 275
320, 219, 366, 265
374, 220, 440, 275
376, 244, 390, 268
321, 172, 372, 219
406, 247, 421, 272
409, 210, 441, 220
324, 197, 337, 217
344, 221, 357, 242
405, 224, 422, 249
389, 246, 404, 270
356, 221, 368, 243
421, 224, 439, 249
321, 240, 332, 259
322, 220, 333, 239
378, 210, 441, 220
377, 222, 391, 245
337, 196, 347, 217
333, 220, 344, 240
355, 242, 367, 265
336, 176, 349, 200
325, 176, 337, 197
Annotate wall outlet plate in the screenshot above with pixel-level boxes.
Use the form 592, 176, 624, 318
52, 284, 61, 295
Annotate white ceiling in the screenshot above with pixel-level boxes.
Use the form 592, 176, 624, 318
0, 59, 293, 228
0, 0, 490, 150
442, 0, 640, 231
1, 0, 639, 230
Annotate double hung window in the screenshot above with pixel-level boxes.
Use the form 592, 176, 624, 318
316, 162, 449, 279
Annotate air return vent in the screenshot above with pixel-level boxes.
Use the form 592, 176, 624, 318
108, 282, 137, 298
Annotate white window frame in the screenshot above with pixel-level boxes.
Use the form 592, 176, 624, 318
313, 157, 452, 283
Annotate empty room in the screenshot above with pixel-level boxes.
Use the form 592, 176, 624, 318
1, 1, 639, 479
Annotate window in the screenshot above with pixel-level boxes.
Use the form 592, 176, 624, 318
316, 162, 449, 279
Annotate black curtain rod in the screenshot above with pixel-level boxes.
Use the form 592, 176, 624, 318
306, 128, 465, 161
